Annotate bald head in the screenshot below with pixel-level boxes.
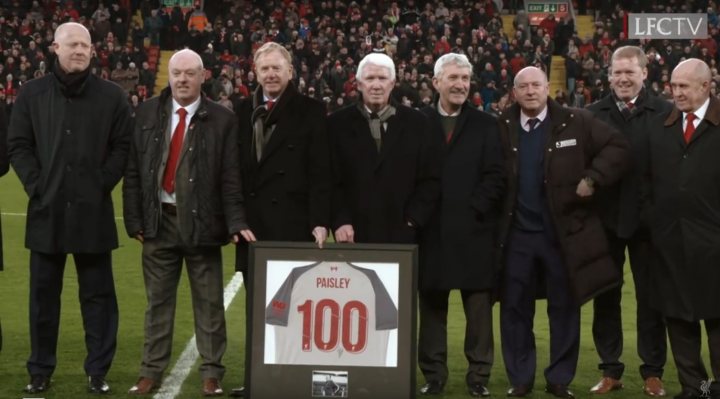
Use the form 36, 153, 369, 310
671, 58, 711, 113
54, 22, 91, 43
169, 49, 204, 106
513, 66, 549, 116
53, 22, 92, 73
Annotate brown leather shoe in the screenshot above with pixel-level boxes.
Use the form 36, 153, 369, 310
128, 377, 158, 395
590, 377, 624, 394
644, 377, 667, 396
202, 378, 223, 397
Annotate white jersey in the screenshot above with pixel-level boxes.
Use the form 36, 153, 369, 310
266, 262, 398, 366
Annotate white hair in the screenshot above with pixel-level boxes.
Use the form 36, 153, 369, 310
433, 53, 473, 78
357, 52, 396, 82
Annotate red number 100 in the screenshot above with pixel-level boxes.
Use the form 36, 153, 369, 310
297, 299, 368, 353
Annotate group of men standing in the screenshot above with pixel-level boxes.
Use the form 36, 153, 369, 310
3, 20, 720, 399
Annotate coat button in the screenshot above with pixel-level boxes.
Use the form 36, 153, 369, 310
191, 209, 197, 214
508, 211, 513, 216
277, 170, 285, 175
65, 129, 71, 135
189, 147, 193, 151
189, 178, 193, 182
66, 165, 72, 172
512, 147, 517, 152
682, 154, 688, 159
249, 192, 256, 197
548, 148, 552, 152
271, 198, 278, 204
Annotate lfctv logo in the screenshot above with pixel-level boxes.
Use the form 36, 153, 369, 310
629, 13, 708, 39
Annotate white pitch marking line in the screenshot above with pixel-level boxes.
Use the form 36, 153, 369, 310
153, 271, 244, 399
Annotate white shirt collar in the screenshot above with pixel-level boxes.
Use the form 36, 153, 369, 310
520, 105, 548, 131
438, 102, 462, 117
684, 97, 710, 124
172, 96, 201, 117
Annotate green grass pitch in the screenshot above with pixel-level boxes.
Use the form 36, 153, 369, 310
0, 170, 711, 398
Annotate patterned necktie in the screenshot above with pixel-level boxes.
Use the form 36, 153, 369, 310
684, 113, 697, 143
266, 99, 275, 111
162, 108, 187, 193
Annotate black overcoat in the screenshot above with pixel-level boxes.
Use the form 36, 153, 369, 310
644, 96, 720, 321
587, 92, 672, 238
498, 99, 631, 304
417, 102, 505, 291
234, 84, 331, 271
328, 104, 441, 244
8, 73, 131, 253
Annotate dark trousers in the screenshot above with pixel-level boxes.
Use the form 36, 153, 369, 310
666, 317, 720, 397
27, 251, 118, 377
501, 229, 580, 387
592, 229, 667, 379
139, 212, 226, 381
418, 289, 494, 386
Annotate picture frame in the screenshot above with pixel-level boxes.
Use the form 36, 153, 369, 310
245, 242, 418, 399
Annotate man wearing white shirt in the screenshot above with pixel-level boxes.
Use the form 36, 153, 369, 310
644, 58, 720, 399
123, 49, 253, 397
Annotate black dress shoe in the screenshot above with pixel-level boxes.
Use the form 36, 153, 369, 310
507, 385, 532, 397
545, 383, 575, 398
420, 381, 445, 395
88, 375, 110, 394
24, 375, 50, 393
468, 383, 490, 397
229, 386, 246, 397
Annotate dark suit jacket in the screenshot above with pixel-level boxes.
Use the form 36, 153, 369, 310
234, 84, 331, 271
328, 103, 441, 244
418, 102, 505, 291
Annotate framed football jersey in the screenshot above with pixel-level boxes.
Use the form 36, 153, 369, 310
246, 242, 417, 399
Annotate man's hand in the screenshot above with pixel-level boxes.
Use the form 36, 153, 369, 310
233, 229, 257, 244
312, 226, 328, 248
334, 224, 355, 243
134, 231, 144, 243
576, 177, 595, 198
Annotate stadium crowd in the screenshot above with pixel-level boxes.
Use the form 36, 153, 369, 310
2, 0, 720, 114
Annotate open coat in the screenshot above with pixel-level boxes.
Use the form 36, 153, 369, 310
498, 98, 630, 304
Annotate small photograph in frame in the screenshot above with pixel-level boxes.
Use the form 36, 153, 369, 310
312, 370, 348, 398
246, 242, 418, 399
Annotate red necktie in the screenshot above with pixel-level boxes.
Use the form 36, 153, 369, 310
626, 102, 634, 110
684, 113, 696, 143
266, 99, 275, 111
162, 108, 187, 193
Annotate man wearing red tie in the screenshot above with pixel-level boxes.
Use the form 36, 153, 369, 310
123, 49, 254, 397
644, 58, 720, 399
